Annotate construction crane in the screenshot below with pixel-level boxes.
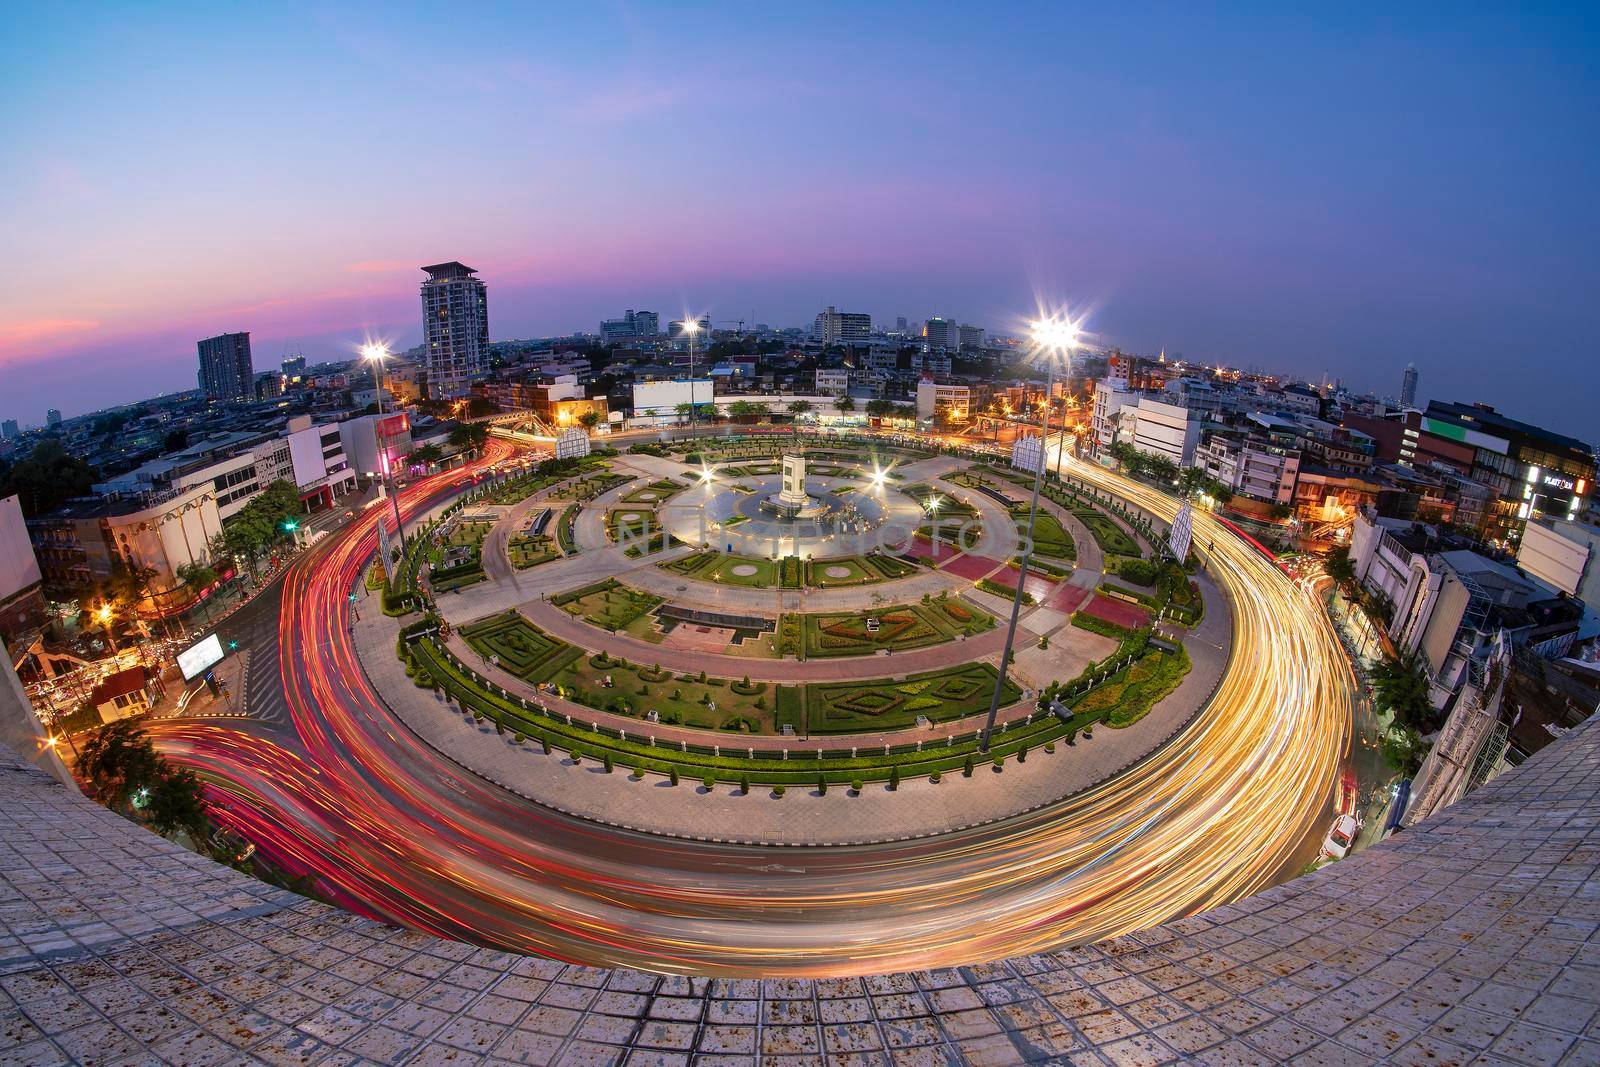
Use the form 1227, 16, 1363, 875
716, 319, 745, 335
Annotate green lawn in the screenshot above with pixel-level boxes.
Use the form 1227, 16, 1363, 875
620, 478, 686, 504
552, 579, 663, 631
1074, 508, 1141, 557
507, 534, 560, 569
801, 599, 993, 657
805, 662, 1020, 733
1015, 507, 1077, 560
459, 612, 583, 682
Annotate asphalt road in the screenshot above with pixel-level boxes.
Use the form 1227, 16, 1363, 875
149, 435, 1355, 978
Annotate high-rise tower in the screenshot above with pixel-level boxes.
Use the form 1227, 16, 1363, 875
197, 332, 254, 402
420, 262, 488, 399
1400, 362, 1419, 408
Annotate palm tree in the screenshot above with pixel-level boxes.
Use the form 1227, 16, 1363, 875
674, 401, 693, 426
1371, 650, 1435, 732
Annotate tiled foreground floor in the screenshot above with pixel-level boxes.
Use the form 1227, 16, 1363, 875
0, 718, 1595, 1065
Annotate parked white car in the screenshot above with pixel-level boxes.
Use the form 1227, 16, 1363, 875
1321, 813, 1360, 859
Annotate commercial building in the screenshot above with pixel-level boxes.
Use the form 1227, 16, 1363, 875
1419, 401, 1594, 543
1518, 519, 1600, 612
27, 482, 222, 618
1349, 510, 1586, 710
420, 262, 489, 399
922, 318, 957, 350
630, 380, 713, 422
1, 421, 17, 440
283, 415, 356, 512
915, 380, 973, 423
1197, 435, 1301, 505
46, 410, 62, 426
1127, 397, 1201, 467
600, 310, 659, 341
958, 324, 985, 349
813, 369, 849, 397
1400, 363, 1419, 408
813, 307, 871, 346
0, 496, 44, 644
1091, 379, 1133, 460
196, 332, 254, 402
338, 413, 412, 483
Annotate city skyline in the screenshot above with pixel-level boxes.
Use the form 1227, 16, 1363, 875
3, 5, 1597, 437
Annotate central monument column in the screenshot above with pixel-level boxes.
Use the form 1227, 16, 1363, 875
777, 454, 808, 509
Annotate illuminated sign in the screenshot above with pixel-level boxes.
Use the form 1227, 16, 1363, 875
177, 634, 225, 681
1542, 473, 1576, 492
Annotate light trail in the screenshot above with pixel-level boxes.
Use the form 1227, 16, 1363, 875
151, 439, 1353, 977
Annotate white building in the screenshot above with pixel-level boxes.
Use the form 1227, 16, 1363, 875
916, 380, 972, 422
420, 261, 488, 398
1518, 518, 1600, 612
339, 413, 413, 483
1197, 436, 1300, 505
1091, 379, 1132, 461
813, 369, 849, 397
813, 306, 871, 345
284, 416, 356, 511
1127, 397, 1200, 466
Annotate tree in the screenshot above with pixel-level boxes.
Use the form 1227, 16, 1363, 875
835, 396, 856, 413
163, 429, 190, 453
674, 401, 693, 425
1178, 466, 1207, 498
146, 766, 209, 840
1323, 545, 1356, 588
787, 400, 813, 417
1145, 454, 1178, 483
1107, 440, 1138, 472
407, 443, 446, 468
176, 560, 219, 591
577, 410, 603, 430
0, 440, 97, 515
1383, 725, 1427, 776
76, 719, 164, 813
865, 399, 896, 419
1371, 650, 1436, 733
448, 422, 489, 454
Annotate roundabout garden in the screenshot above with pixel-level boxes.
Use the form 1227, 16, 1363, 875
368, 431, 1220, 794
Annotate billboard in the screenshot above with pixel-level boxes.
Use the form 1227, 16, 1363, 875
632, 379, 713, 416
555, 427, 591, 460
178, 633, 225, 681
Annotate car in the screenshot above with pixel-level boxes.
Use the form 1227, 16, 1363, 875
1320, 813, 1360, 860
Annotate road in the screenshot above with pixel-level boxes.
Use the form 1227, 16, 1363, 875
148, 437, 1355, 978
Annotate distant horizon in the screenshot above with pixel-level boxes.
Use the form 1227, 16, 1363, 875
4, 5, 1595, 440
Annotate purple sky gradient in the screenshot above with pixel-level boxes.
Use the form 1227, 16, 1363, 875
2, 4, 1596, 438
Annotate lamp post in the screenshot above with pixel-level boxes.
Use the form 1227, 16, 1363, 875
362, 343, 408, 555
979, 315, 1079, 753
681, 318, 702, 439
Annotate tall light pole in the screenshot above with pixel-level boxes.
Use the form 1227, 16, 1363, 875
979, 315, 1079, 753
362, 343, 408, 555
682, 318, 702, 439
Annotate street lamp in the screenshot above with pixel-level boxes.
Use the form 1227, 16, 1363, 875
979, 313, 1081, 753
362, 342, 408, 555
681, 318, 702, 437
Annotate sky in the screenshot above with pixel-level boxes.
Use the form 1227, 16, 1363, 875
2, 3, 1596, 439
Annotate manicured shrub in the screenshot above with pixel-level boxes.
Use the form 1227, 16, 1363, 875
889, 766, 900, 791
739, 774, 751, 795
773, 785, 785, 798
669, 768, 680, 786
817, 776, 827, 795
963, 755, 975, 777
850, 779, 864, 794
702, 775, 715, 790
603, 754, 614, 773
